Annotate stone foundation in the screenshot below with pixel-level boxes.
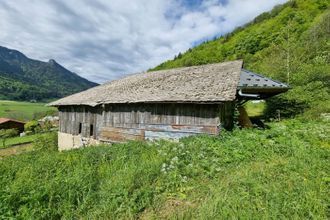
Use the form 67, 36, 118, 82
58, 132, 100, 151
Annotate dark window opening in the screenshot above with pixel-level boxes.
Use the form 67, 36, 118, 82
90, 124, 94, 137
78, 123, 82, 134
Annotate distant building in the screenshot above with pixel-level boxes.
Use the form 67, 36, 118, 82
0, 118, 25, 133
49, 60, 289, 151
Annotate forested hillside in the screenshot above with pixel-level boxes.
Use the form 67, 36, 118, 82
152, 0, 330, 118
0, 46, 98, 101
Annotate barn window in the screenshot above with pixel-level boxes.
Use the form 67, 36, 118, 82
90, 124, 94, 137
78, 123, 82, 134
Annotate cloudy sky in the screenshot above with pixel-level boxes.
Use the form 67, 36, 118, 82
0, 0, 287, 83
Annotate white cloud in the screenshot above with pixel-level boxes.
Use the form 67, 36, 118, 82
0, 0, 287, 83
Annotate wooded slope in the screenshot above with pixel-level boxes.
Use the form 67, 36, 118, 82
152, 0, 330, 118
0, 46, 98, 101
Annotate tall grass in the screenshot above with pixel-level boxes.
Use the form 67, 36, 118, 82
0, 119, 329, 219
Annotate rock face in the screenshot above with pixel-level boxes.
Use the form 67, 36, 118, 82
0, 46, 98, 101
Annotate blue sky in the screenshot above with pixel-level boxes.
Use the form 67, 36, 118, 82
0, 0, 287, 83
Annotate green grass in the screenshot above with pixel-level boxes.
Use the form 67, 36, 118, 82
1, 133, 41, 148
0, 100, 57, 121
0, 144, 34, 158
0, 119, 329, 219
244, 100, 266, 117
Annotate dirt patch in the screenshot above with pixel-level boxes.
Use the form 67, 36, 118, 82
139, 198, 195, 219
0, 143, 34, 158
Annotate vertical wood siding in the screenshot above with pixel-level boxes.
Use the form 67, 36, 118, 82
58, 102, 234, 142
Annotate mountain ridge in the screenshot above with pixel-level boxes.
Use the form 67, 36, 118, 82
0, 46, 98, 101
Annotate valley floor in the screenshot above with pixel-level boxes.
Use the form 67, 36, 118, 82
0, 119, 329, 219
0, 100, 57, 121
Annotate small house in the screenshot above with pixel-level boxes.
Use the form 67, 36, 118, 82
49, 60, 289, 151
0, 118, 25, 133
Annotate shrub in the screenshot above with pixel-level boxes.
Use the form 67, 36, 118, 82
264, 96, 308, 120
24, 120, 41, 134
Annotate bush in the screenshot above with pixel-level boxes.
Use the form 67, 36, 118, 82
264, 96, 309, 120
24, 120, 41, 134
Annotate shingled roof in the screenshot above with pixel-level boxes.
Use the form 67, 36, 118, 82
238, 69, 289, 90
0, 118, 25, 124
49, 60, 243, 107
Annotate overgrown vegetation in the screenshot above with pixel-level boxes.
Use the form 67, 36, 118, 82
1, 1, 329, 219
151, 0, 330, 118
0, 119, 329, 219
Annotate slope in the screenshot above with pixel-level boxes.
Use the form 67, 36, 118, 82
0, 46, 98, 101
151, 0, 330, 118
0, 119, 329, 218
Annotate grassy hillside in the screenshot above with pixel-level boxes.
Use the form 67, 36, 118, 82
152, 0, 330, 118
0, 1, 329, 219
0, 46, 98, 101
0, 100, 57, 121
0, 119, 329, 219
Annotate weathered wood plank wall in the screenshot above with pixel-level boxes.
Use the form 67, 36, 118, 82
59, 102, 234, 142
58, 106, 101, 138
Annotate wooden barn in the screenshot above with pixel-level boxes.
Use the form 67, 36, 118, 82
0, 118, 25, 133
49, 60, 289, 150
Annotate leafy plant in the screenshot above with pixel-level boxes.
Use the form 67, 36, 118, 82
24, 120, 41, 134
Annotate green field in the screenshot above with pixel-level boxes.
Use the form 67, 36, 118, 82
0, 119, 329, 219
0, 100, 57, 121
245, 101, 266, 117
0, 133, 41, 148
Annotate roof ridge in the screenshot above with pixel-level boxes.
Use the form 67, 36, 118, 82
49, 60, 243, 106
0, 118, 25, 124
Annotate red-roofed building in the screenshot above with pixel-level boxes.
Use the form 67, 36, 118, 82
0, 118, 25, 133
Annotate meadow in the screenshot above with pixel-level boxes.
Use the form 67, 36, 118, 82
0, 100, 57, 121
0, 133, 44, 149
0, 1, 328, 218
0, 118, 329, 219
